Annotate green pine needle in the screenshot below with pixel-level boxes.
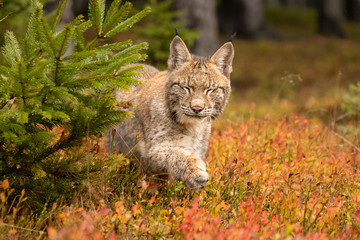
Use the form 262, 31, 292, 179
51, 0, 69, 32
89, 0, 105, 35
105, 6, 151, 38
2, 31, 22, 66
103, 1, 132, 33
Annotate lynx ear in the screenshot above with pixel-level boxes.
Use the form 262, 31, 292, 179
210, 42, 234, 78
168, 36, 191, 71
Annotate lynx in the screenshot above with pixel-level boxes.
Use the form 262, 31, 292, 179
107, 35, 234, 190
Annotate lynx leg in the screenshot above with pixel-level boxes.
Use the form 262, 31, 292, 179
171, 153, 209, 190
146, 147, 209, 190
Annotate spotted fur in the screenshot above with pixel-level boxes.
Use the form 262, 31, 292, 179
107, 36, 234, 190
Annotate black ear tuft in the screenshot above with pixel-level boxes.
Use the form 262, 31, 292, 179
228, 32, 237, 42
174, 27, 179, 36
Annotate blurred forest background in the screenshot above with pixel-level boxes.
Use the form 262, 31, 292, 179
2, 0, 360, 133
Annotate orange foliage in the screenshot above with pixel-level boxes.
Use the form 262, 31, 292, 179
2, 116, 360, 239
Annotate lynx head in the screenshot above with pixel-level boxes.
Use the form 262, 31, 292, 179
166, 36, 234, 124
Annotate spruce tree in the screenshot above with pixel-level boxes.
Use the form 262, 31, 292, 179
0, 0, 150, 207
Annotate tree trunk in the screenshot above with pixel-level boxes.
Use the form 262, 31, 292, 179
345, 0, 360, 23
174, 0, 219, 56
316, 0, 346, 37
265, 0, 281, 6
282, 0, 308, 7
218, 0, 268, 39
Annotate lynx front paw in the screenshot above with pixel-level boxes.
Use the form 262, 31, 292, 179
181, 154, 209, 190
185, 169, 209, 191
169, 153, 209, 190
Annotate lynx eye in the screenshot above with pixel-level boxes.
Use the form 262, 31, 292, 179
205, 88, 216, 95
181, 86, 191, 94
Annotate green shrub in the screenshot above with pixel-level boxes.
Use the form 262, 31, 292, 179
0, 0, 150, 210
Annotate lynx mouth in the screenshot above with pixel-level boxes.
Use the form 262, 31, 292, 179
184, 113, 208, 119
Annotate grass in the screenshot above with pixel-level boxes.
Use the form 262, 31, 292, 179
2, 5, 360, 240
1, 116, 360, 239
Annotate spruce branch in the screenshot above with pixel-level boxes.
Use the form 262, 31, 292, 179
0, 96, 15, 110
115, 64, 144, 78
54, 59, 61, 86
18, 63, 26, 106
33, 2, 44, 43
89, 0, 105, 35
33, 132, 78, 165
97, 39, 132, 51
2, 31, 22, 66
85, 35, 104, 51
103, 1, 132, 34
0, 12, 12, 23
40, 18, 56, 55
54, 15, 83, 58
24, 39, 30, 60
0, 102, 7, 110
57, 26, 70, 58
103, 0, 123, 27
86, 3, 150, 50
51, 0, 69, 32
105, 6, 151, 38
111, 42, 148, 62
73, 20, 92, 51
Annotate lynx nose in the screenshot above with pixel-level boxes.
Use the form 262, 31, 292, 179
191, 105, 204, 113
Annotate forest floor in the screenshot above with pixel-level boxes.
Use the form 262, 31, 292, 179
1, 6, 360, 240
2, 115, 359, 239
